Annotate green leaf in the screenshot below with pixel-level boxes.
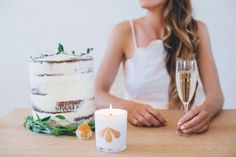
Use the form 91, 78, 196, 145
23, 116, 33, 128
36, 114, 42, 122
40, 54, 48, 57
55, 115, 66, 120
41, 116, 51, 122
86, 48, 90, 54
86, 48, 93, 54
32, 125, 45, 133
65, 123, 78, 131
50, 127, 61, 136
57, 43, 64, 54
88, 119, 95, 130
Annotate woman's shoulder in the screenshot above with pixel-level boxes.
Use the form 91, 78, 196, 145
112, 20, 131, 35
196, 20, 207, 28
109, 20, 139, 49
111, 18, 143, 35
107, 21, 132, 47
108, 18, 144, 51
196, 20, 209, 36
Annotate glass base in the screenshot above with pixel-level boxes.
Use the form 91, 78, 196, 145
96, 145, 126, 153
175, 129, 190, 137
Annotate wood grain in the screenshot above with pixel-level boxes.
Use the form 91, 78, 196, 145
0, 108, 235, 157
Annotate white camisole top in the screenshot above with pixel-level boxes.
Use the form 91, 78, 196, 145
123, 21, 205, 109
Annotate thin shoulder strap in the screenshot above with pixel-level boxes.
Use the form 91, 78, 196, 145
130, 20, 137, 48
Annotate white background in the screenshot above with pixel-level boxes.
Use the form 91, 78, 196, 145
0, 0, 236, 117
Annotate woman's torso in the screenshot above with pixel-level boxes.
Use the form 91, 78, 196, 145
123, 20, 170, 109
123, 20, 205, 109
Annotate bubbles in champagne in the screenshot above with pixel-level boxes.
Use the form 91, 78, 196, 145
176, 71, 197, 105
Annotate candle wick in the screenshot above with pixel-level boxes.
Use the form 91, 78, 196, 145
109, 104, 112, 116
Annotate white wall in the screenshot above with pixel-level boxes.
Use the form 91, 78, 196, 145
0, 0, 235, 117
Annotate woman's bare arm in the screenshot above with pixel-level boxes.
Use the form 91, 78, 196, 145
178, 21, 224, 133
95, 21, 166, 127
95, 21, 130, 109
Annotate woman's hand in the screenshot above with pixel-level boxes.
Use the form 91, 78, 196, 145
178, 104, 213, 134
126, 101, 167, 127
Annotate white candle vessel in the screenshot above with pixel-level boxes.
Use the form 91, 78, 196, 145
95, 104, 127, 152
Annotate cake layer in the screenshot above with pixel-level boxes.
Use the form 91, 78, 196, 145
30, 73, 94, 111
29, 58, 93, 75
32, 53, 92, 62
30, 72, 94, 100
32, 109, 94, 123
32, 96, 95, 113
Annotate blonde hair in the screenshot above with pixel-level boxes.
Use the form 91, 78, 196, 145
162, 0, 200, 109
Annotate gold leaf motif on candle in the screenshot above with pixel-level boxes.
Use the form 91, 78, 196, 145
98, 128, 107, 138
110, 127, 121, 139
98, 127, 121, 143
106, 129, 112, 143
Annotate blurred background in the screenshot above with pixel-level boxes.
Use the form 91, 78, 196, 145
0, 0, 235, 117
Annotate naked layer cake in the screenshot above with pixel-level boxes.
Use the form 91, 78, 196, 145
29, 46, 95, 124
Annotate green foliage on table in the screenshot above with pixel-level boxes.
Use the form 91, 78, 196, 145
23, 114, 95, 136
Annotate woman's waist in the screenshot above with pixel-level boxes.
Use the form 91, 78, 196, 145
123, 88, 169, 109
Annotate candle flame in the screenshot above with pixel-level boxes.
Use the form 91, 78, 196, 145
109, 104, 112, 116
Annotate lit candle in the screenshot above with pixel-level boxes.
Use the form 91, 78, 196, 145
95, 104, 127, 152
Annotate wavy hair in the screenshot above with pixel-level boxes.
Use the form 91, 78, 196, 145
162, 0, 200, 109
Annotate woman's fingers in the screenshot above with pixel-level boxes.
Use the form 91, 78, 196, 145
195, 124, 209, 133
130, 117, 143, 127
178, 105, 211, 134
142, 112, 161, 127
127, 103, 166, 127
178, 106, 200, 125
181, 118, 209, 134
135, 114, 152, 127
180, 110, 208, 130
146, 105, 167, 125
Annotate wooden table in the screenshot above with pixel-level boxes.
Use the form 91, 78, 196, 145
0, 109, 235, 157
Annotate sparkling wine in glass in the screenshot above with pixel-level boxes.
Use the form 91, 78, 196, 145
176, 59, 197, 135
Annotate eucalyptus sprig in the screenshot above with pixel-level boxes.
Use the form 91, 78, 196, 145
81, 48, 93, 56
31, 43, 93, 60
56, 43, 65, 54
24, 114, 95, 136
56, 43, 93, 56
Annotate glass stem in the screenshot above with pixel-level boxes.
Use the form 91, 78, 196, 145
183, 103, 189, 114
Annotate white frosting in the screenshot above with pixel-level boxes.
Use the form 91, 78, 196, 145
30, 54, 93, 75
29, 54, 95, 123
33, 53, 91, 62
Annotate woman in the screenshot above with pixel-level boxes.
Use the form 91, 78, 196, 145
95, 0, 224, 134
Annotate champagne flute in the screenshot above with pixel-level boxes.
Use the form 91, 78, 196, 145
175, 59, 197, 135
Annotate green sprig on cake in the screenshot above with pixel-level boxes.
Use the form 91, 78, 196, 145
56, 43, 93, 55
32, 43, 93, 60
